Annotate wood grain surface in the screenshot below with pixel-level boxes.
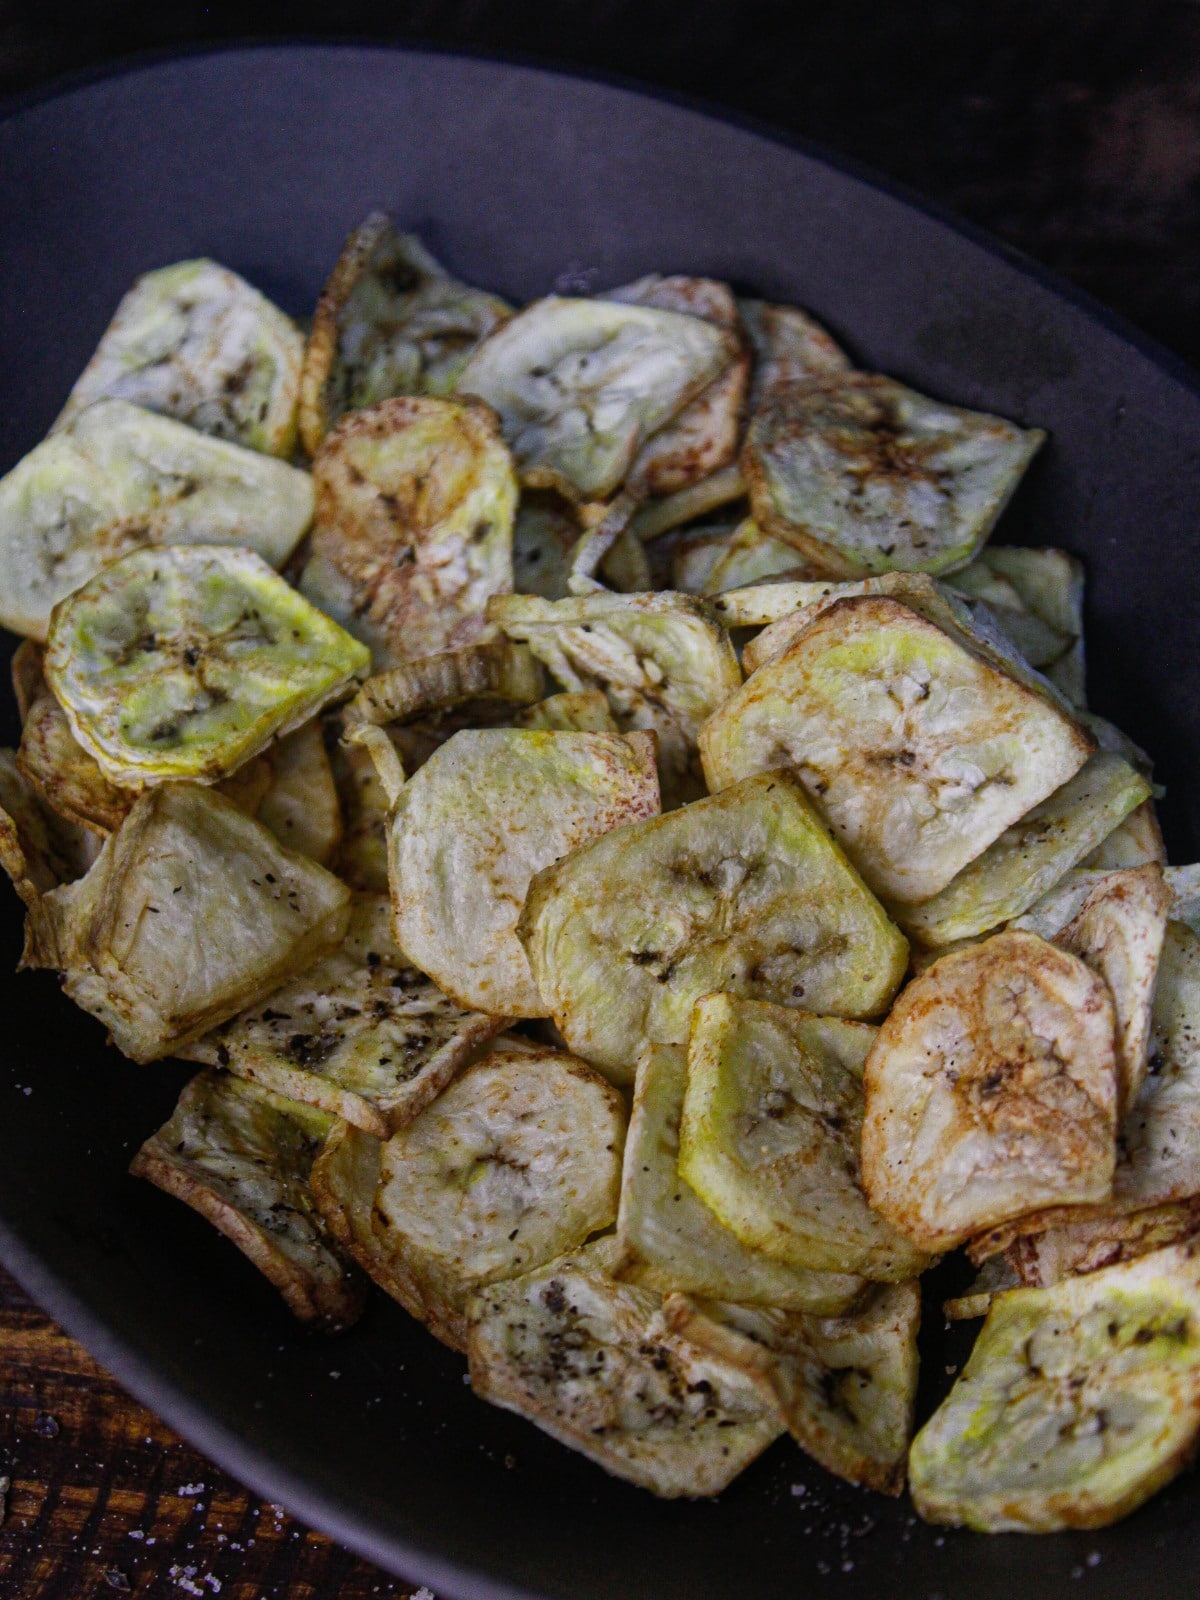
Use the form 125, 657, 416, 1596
0, 1268, 421, 1599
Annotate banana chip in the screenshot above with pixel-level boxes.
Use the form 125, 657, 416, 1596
18, 692, 133, 835
457, 296, 736, 501
253, 720, 342, 866
861, 930, 1118, 1253
45, 545, 369, 787
679, 995, 927, 1280
909, 1242, 1200, 1531
700, 595, 1093, 903
301, 396, 517, 670
23, 782, 351, 1061
299, 215, 511, 454
738, 298, 852, 408
618, 1043, 867, 1312
520, 769, 909, 1081
949, 546, 1084, 702
0, 399, 314, 641
700, 518, 818, 596
370, 1044, 626, 1349
605, 275, 749, 496
661, 522, 739, 593
664, 1280, 921, 1493
130, 1070, 364, 1330
389, 727, 660, 1016
346, 640, 544, 729
1084, 800, 1166, 870
1009, 1200, 1200, 1290
466, 1238, 786, 1496
628, 462, 746, 543
57, 260, 303, 456
897, 753, 1153, 946
742, 374, 1044, 577
1166, 864, 1200, 933
330, 737, 392, 892
0, 748, 91, 908
512, 690, 618, 733
183, 895, 501, 1135
512, 492, 581, 599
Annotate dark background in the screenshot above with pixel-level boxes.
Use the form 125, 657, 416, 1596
2, 0, 1199, 370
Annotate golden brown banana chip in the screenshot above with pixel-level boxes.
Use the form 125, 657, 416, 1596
700, 594, 1093, 903
17, 692, 133, 835
627, 462, 746, 543
457, 296, 737, 501
897, 753, 1153, 946
369, 1043, 626, 1349
254, 720, 342, 866
1084, 800, 1166, 870
605, 274, 749, 496
1013, 865, 1171, 1112
389, 726, 659, 1016
512, 690, 618, 733
300, 395, 517, 670
679, 995, 927, 1280
345, 639, 544, 729
299, 215, 511, 454
23, 782, 351, 1062
520, 769, 909, 1082
466, 1238, 785, 1496
57, 260, 303, 456
183, 895, 501, 1136
618, 1043, 867, 1312
45, 545, 369, 788
0, 747, 92, 908
130, 1070, 364, 1330
738, 298, 852, 408
861, 930, 1118, 1253
909, 1242, 1200, 1531
742, 373, 1044, 577
663, 1280, 921, 1494
1009, 1199, 1200, 1289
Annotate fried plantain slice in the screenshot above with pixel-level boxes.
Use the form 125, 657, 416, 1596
329, 736, 392, 892
908, 1242, 1200, 1531
949, 546, 1083, 699
861, 930, 1118, 1254
742, 374, 1044, 578
0, 747, 92, 907
300, 396, 517, 670
57, 260, 303, 456
700, 518, 820, 595
511, 492, 581, 598
130, 1069, 364, 1330
45, 545, 369, 788
1013, 865, 1171, 1112
661, 521, 740, 593
628, 462, 746, 543
564, 493, 652, 595
738, 298, 852, 408
466, 1237, 785, 1496
700, 595, 1093, 903
299, 215, 511, 454
664, 1280, 921, 1493
1166, 864, 1200, 933
457, 296, 737, 502
345, 639, 544, 729
389, 727, 659, 1016
182, 894, 501, 1136
252, 719, 343, 866
679, 995, 927, 1280
0, 400, 315, 641
23, 782, 351, 1061
520, 769, 909, 1081
618, 1043, 867, 1312
369, 1043, 626, 1349
1009, 1199, 1200, 1290
896, 753, 1153, 946
1085, 800, 1166, 870
605, 275, 749, 497
512, 690, 619, 733
18, 692, 133, 835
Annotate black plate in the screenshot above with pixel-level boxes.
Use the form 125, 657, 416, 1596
2, 42, 1200, 1600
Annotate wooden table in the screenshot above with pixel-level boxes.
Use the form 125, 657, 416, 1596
0, 1268, 422, 1598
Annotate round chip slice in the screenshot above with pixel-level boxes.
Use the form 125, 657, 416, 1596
909, 1242, 1200, 1531
45, 545, 370, 787
861, 930, 1119, 1253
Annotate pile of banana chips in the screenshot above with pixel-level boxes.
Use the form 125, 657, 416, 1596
4, 217, 1200, 1531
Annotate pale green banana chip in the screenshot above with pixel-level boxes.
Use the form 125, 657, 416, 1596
253, 719, 342, 866
700, 517, 817, 595
738, 298, 852, 409
512, 690, 619, 733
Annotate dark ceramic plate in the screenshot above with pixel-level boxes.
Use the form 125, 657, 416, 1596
2, 42, 1200, 1600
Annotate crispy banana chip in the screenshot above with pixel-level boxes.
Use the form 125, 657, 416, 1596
512, 492, 581, 598
18, 692, 133, 835
370, 1044, 626, 1349
700, 518, 818, 595
57, 260, 303, 456
301, 396, 517, 670
520, 769, 909, 1081
1013, 865, 1171, 1112
1166, 864, 1200, 933
664, 1280, 921, 1493
0, 399, 314, 641
909, 1242, 1200, 1531
679, 995, 926, 1280
330, 737, 391, 892
897, 752, 1153, 946
0, 748, 90, 907
861, 931, 1118, 1253
299, 215, 511, 454
345, 639, 544, 728
253, 720, 342, 866
738, 298, 852, 408
606, 275, 749, 496
11, 639, 45, 722
512, 690, 618, 733
949, 546, 1084, 702
457, 296, 736, 501
628, 462, 746, 543
661, 522, 739, 593
618, 1043, 867, 1312
389, 727, 659, 1016
467, 1238, 785, 1496
742, 374, 1044, 577
23, 782, 351, 1061
183, 895, 501, 1135
1084, 800, 1165, 870
45, 545, 369, 787
700, 595, 1092, 903
1010, 1199, 1200, 1289
130, 1069, 364, 1330
564, 493, 652, 595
